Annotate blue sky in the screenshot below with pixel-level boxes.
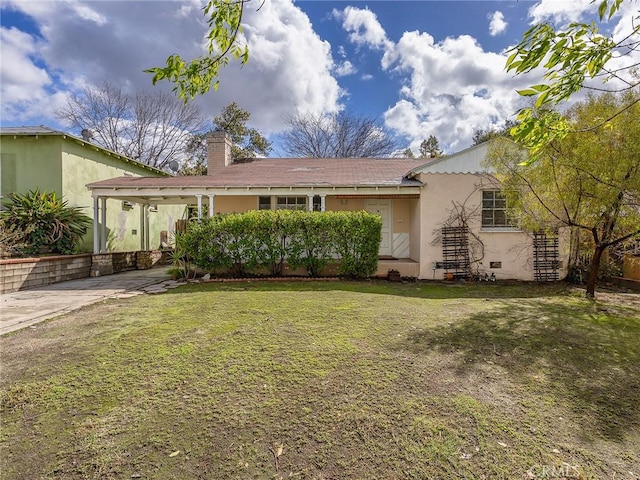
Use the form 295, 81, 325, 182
1, 0, 636, 155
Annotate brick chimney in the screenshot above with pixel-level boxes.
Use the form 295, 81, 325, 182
206, 130, 233, 174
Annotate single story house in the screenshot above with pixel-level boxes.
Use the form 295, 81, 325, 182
86, 132, 568, 280
0, 126, 184, 253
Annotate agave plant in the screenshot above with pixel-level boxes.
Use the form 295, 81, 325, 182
0, 189, 92, 255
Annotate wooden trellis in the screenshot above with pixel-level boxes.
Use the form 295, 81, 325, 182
533, 231, 560, 282
441, 226, 471, 279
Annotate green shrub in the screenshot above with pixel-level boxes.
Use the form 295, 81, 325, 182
0, 190, 91, 255
332, 211, 382, 278
287, 211, 336, 276
180, 209, 382, 278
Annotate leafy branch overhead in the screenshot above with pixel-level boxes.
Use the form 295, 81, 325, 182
506, 0, 640, 160
145, 0, 252, 100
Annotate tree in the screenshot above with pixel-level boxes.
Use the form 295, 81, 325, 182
281, 112, 397, 158
419, 135, 443, 158
472, 119, 518, 146
486, 91, 640, 298
57, 83, 204, 171
402, 147, 415, 158
146, 0, 251, 100
178, 102, 271, 175
506, 0, 640, 160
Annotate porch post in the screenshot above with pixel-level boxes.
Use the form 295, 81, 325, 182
196, 194, 203, 220
139, 203, 145, 251
208, 194, 215, 217
320, 194, 326, 212
93, 196, 99, 253
144, 204, 150, 250
99, 197, 107, 253
307, 194, 314, 211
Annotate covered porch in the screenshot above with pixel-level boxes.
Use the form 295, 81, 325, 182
87, 183, 422, 266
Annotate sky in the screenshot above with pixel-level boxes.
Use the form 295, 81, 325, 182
1, 0, 638, 156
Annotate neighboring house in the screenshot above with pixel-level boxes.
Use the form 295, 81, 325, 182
86, 132, 568, 280
0, 126, 183, 253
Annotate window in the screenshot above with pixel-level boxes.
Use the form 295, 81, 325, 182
276, 196, 307, 211
258, 196, 272, 210
481, 190, 515, 228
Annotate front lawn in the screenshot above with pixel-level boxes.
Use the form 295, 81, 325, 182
1, 281, 638, 479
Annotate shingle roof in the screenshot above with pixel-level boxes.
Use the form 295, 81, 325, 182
87, 157, 426, 189
0, 126, 65, 136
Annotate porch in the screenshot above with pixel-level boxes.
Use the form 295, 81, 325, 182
375, 257, 420, 278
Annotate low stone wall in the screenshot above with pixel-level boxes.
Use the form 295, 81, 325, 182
91, 250, 171, 277
0, 254, 92, 294
1, 250, 172, 293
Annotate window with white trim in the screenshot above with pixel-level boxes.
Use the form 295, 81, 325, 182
481, 190, 515, 228
276, 196, 307, 210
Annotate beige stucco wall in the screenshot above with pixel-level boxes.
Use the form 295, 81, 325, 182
215, 195, 260, 213
417, 172, 569, 281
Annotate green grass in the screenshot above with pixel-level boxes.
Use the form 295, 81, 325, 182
1, 281, 639, 479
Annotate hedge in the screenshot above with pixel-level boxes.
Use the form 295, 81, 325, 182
177, 210, 382, 278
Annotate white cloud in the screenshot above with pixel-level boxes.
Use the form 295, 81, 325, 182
381, 31, 535, 151
361, 73, 374, 81
335, 60, 357, 77
0, 26, 68, 122
0, 0, 342, 134
489, 11, 507, 36
528, 0, 596, 25
333, 6, 393, 50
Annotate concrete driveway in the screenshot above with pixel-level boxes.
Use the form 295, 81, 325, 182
0, 268, 182, 335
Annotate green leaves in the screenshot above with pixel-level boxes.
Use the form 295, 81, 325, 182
505, 0, 639, 160
179, 210, 382, 278
0, 190, 91, 255
145, 0, 250, 100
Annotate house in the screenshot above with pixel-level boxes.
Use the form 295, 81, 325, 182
0, 126, 183, 253
86, 132, 568, 280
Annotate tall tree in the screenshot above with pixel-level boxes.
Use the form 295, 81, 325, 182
506, 0, 640, 160
486, 91, 640, 298
419, 135, 443, 158
57, 83, 204, 170
179, 102, 271, 175
281, 112, 397, 158
472, 119, 518, 146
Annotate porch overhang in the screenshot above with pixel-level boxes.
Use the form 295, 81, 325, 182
87, 184, 423, 205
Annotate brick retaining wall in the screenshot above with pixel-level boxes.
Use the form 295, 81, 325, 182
0, 254, 92, 294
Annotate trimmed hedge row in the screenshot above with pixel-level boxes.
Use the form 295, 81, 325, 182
177, 210, 382, 278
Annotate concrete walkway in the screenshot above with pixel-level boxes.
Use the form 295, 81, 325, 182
0, 268, 181, 336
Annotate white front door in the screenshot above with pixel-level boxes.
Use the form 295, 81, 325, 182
365, 199, 392, 257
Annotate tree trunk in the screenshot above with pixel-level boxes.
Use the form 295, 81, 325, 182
585, 245, 605, 298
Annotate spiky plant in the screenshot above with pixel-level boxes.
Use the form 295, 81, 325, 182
0, 190, 92, 255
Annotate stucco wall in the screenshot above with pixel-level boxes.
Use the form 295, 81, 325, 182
0, 136, 62, 199
215, 195, 260, 213
1, 134, 183, 253
417, 172, 568, 281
